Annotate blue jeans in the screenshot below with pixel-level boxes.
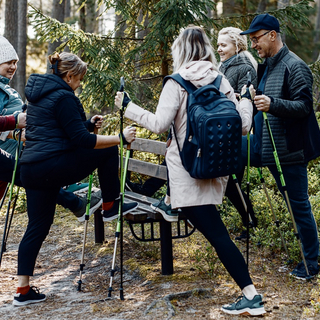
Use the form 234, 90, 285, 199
242, 135, 319, 267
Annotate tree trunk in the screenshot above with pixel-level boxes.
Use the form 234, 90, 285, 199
15, 0, 28, 99
222, 0, 236, 15
313, 0, 320, 62
47, 0, 66, 72
278, 0, 289, 42
115, 0, 126, 38
86, 0, 97, 33
256, 0, 268, 13
4, 0, 18, 90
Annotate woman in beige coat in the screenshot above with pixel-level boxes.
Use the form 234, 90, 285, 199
115, 26, 265, 316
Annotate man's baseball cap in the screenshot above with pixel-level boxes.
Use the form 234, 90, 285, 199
240, 13, 280, 35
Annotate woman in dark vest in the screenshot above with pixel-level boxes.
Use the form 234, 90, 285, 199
13, 52, 138, 306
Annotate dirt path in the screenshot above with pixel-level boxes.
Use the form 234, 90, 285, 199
0, 209, 319, 319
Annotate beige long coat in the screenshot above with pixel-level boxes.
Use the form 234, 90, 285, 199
125, 61, 252, 209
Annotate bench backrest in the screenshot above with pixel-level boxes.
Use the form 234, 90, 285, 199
121, 138, 167, 180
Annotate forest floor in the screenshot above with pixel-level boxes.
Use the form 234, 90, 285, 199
0, 205, 320, 320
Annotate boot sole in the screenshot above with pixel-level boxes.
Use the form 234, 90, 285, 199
221, 306, 266, 316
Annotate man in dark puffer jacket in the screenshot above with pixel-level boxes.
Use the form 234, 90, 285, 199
240, 14, 320, 280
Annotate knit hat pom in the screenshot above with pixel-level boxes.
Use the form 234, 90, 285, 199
0, 36, 19, 65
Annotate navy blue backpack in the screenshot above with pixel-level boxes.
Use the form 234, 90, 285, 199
163, 74, 243, 179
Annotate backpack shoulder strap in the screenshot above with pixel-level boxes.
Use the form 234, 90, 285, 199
212, 74, 222, 90
163, 73, 197, 94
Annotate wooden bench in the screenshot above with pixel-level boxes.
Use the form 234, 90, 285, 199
94, 138, 195, 275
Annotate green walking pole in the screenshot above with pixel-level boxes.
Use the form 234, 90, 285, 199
256, 167, 290, 259
262, 111, 310, 278
245, 71, 252, 266
246, 132, 250, 266
77, 173, 94, 291
108, 77, 129, 300
0, 129, 23, 267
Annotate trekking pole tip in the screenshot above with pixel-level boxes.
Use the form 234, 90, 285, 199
77, 280, 82, 291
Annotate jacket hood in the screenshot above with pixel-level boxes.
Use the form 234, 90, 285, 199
177, 61, 219, 88
25, 73, 74, 103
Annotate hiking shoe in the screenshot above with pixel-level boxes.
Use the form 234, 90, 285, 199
221, 294, 266, 316
150, 198, 178, 222
125, 180, 144, 194
13, 286, 46, 306
289, 261, 319, 280
64, 182, 89, 194
235, 230, 249, 241
73, 190, 103, 222
102, 199, 139, 222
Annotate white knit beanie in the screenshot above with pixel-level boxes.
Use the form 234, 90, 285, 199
0, 36, 19, 65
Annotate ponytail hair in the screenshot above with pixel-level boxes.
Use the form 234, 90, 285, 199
48, 52, 87, 78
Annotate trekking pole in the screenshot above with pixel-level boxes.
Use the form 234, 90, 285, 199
0, 130, 22, 267
231, 174, 255, 228
256, 167, 290, 259
0, 185, 9, 212
77, 173, 94, 291
245, 71, 252, 266
262, 111, 310, 277
77, 121, 100, 291
108, 77, 128, 300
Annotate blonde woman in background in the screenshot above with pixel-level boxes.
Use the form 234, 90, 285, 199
218, 27, 257, 94
217, 27, 259, 241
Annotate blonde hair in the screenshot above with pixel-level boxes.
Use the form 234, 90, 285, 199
171, 25, 218, 72
218, 27, 257, 70
48, 52, 87, 78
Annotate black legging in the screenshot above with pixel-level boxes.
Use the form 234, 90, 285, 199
182, 204, 252, 289
18, 146, 120, 275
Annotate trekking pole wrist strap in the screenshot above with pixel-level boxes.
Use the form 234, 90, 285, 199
13, 129, 20, 141
119, 132, 129, 145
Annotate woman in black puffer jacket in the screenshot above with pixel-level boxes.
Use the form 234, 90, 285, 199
13, 52, 138, 306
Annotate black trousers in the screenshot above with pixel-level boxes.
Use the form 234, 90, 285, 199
0, 148, 82, 212
18, 146, 119, 275
182, 204, 252, 289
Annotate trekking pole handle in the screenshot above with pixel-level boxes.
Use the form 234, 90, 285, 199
246, 71, 251, 87
120, 77, 125, 92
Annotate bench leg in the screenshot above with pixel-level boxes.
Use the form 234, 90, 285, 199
159, 220, 173, 275
94, 208, 105, 243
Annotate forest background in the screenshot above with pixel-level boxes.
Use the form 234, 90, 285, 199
2, 0, 320, 318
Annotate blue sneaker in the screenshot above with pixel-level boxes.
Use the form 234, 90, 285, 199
221, 294, 266, 316
73, 190, 103, 222
64, 183, 89, 194
102, 199, 138, 222
150, 198, 178, 222
13, 286, 46, 306
289, 261, 319, 280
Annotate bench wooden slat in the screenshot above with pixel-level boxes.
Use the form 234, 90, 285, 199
130, 138, 166, 155
121, 158, 167, 180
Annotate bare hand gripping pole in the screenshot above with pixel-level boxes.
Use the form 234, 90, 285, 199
262, 111, 310, 277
